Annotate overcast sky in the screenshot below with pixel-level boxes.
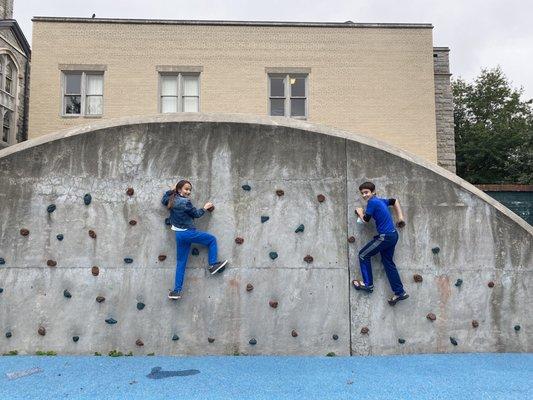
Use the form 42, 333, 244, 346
14, 0, 533, 99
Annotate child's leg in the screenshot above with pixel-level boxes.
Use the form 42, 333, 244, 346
358, 237, 384, 287
174, 232, 192, 292
189, 230, 218, 265
379, 235, 405, 295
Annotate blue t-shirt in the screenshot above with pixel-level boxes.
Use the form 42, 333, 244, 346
365, 196, 396, 234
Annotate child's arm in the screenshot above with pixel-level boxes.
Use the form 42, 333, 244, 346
185, 200, 208, 218
161, 190, 173, 206
390, 199, 406, 228
355, 207, 371, 223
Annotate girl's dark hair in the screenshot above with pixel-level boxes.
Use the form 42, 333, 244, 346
168, 180, 192, 209
358, 181, 376, 192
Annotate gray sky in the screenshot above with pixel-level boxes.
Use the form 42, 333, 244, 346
14, 0, 533, 99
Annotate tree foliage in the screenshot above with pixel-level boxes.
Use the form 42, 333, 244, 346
453, 67, 533, 184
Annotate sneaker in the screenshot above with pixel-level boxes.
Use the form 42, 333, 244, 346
168, 290, 182, 300
208, 260, 228, 275
388, 292, 409, 306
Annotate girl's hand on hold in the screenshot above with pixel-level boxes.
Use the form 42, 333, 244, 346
204, 202, 214, 210
396, 220, 406, 228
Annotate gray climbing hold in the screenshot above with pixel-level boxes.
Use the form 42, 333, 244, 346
295, 224, 304, 233
56, 234, 64, 241
269, 251, 278, 260
450, 337, 458, 346
431, 247, 440, 254
455, 279, 463, 287
249, 338, 257, 345
514, 325, 521, 331
0, 258, 5, 265
124, 258, 133, 264
398, 338, 406, 344
191, 248, 199, 256
164, 218, 171, 226
6, 331, 12, 338
332, 334, 339, 340
63, 290, 72, 298
47, 204, 56, 213
242, 184, 251, 191
72, 336, 79, 342
105, 318, 117, 325
83, 194, 92, 205
172, 334, 179, 341
137, 302, 145, 310
261, 216, 269, 223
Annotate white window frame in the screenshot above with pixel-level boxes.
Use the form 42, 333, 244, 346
61, 71, 104, 117
268, 73, 308, 120
158, 72, 200, 113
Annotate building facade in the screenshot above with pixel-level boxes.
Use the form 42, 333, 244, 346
28, 17, 454, 168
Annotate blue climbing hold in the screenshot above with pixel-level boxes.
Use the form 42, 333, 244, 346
295, 224, 305, 233
72, 336, 79, 342
47, 204, 56, 213
249, 338, 257, 345
455, 279, 463, 287
63, 290, 72, 298
56, 234, 64, 241
0, 258, 5, 265
105, 318, 117, 325
191, 248, 200, 256
269, 252, 278, 260
261, 216, 269, 223
124, 258, 133, 264
398, 338, 406, 344
172, 334, 179, 341
83, 194, 92, 205
164, 217, 171, 226
137, 302, 145, 310
242, 184, 251, 191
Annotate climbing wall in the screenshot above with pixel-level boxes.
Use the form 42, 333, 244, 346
0, 115, 531, 356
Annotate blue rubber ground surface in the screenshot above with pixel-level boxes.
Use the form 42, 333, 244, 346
1, 353, 532, 399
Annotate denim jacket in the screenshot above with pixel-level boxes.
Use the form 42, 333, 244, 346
161, 190, 205, 229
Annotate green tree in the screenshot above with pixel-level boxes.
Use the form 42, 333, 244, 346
453, 67, 533, 184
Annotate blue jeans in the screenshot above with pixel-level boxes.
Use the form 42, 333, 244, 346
358, 231, 405, 295
174, 229, 218, 292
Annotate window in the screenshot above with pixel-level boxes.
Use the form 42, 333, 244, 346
160, 73, 199, 113
2, 110, 10, 144
269, 74, 308, 119
5, 63, 13, 94
62, 72, 104, 116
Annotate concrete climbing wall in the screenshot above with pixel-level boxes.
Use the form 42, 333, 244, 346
0, 114, 531, 356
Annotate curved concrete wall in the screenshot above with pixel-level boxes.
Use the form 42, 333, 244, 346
0, 114, 531, 356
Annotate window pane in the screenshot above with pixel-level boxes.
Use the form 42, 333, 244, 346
86, 96, 103, 115
161, 96, 178, 113
182, 76, 199, 96
161, 76, 178, 96
2, 126, 8, 142
6, 64, 13, 78
270, 77, 285, 97
5, 79, 11, 94
86, 74, 103, 95
270, 98, 285, 116
183, 97, 199, 112
64, 95, 81, 114
290, 77, 306, 97
2, 111, 9, 142
65, 73, 82, 94
290, 98, 306, 117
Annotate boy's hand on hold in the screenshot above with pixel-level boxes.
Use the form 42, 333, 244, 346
204, 202, 214, 210
396, 220, 406, 228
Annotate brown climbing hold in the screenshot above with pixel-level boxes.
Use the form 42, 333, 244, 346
96, 296, 105, 303
472, 320, 479, 328
20, 228, 29, 236
38, 326, 46, 336
413, 274, 423, 283
88, 230, 97, 239
91, 266, 99, 276
269, 300, 278, 308
129, 220, 137, 226
426, 313, 437, 321
47, 260, 57, 267
276, 189, 285, 197
246, 283, 254, 292
347, 236, 356, 243
235, 237, 244, 245
488, 281, 495, 288
158, 255, 167, 262
303, 255, 314, 263
291, 330, 298, 337
360, 327, 369, 335
208, 337, 215, 343
126, 187, 134, 196
317, 194, 326, 203
135, 339, 144, 347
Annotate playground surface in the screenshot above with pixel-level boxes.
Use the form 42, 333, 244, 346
1, 353, 532, 399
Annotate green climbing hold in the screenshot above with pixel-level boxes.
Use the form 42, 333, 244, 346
56, 234, 64, 241
63, 290, 72, 298
242, 184, 251, 191
398, 338, 406, 344
47, 204, 56, 213
269, 251, 278, 260
455, 279, 463, 287
261, 216, 269, 223
137, 302, 145, 310
124, 258, 133, 264
431, 247, 440, 254
83, 194, 92, 205
514, 325, 521, 331
450, 337, 458, 346
249, 338, 257, 345
191, 248, 200, 256
72, 336, 79, 342
105, 318, 117, 325
172, 334, 179, 341
326, 352, 336, 357
295, 224, 304, 233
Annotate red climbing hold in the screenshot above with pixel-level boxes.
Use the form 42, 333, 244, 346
303, 255, 314, 263
426, 313, 437, 321
135, 339, 144, 347
91, 266, 99, 276
158, 255, 167, 262
488, 281, 495, 288
291, 330, 298, 337
47, 260, 57, 267
347, 236, 356, 243
246, 283, 254, 292
317, 194, 326, 203
276, 189, 285, 197
20, 228, 29, 236
129, 220, 137, 226
235, 237, 244, 245
472, 320, 479, 328
360, 327, 369, 335
126, 188, 134, 196
38, 326, 46, 336
269, 300, 278, 308
88, 230, 97, 239
413, 274, 423, 283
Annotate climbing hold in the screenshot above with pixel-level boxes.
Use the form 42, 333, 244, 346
172, 334, 179, 341
38, 326, 46, 336
360, 327, 369, 335
20, 228, 29, 236
105, 318, 117, 325
241, 184, 251, 191
294, 224, 305, 233
72, 336, 79, 342
206, 205, 215, 212
56, 234, 64, 241
208, 337, 215, 343
303, 255, 314, 264
0, 288, 4, 293
235, 237, 244, 245
455, 279, 463, 287
129, 220, 137, 226
276, 189, 285, 197
246, 283, 254, 292
249, 338, 257, 345
413, 274, 423, 283
91, 266, 99, 276
291, 330, 298, 337
164, 218, 171, 226
261, 216, 269, 223
398, 338, 406, 344
158, 255, 167, 261
63, 290, 72, 298
88, 230, 97, 239
426, 313, 437, 321
514, 325, 521, 332
124, 258, 133, 264
488, 281, 495, 288
347, 236, 355, 243
431, 247, 440, 254
83, 194, 92, 205
317, 194, 326, 203
135, 339, 144, 347
191, 248, 199, 256
326, 352, 336, 357
137, 302, 145, 310
6, 332, 12, 338
269, 251, 278, 260
47, 204, 56, 213
269, 300, 278, 308
0, 258, 5, 265
332, 334, 339, 341
450, 337, 458, 346
126, 187, 134, 196
472, 320, 479, 328
96, 296, 105, 303
47, 260, 57, 267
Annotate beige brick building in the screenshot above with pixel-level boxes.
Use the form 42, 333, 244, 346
28, 17, 454, 168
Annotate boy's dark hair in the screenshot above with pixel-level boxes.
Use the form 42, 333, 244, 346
168, 180, 192, 209
358, 181, 376, 192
